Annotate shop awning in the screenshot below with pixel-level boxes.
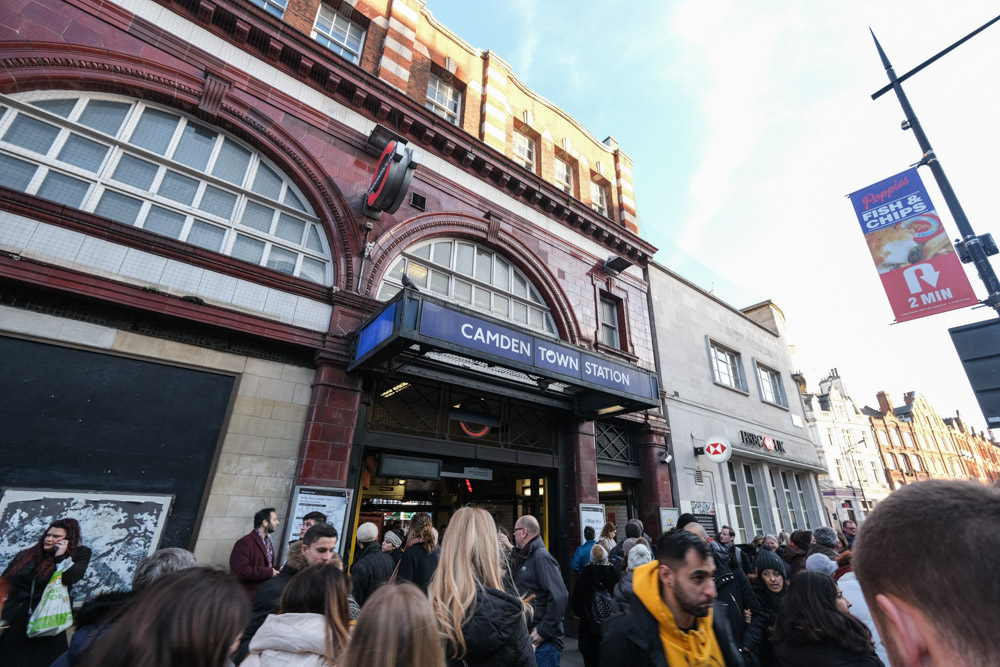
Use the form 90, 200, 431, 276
349, 290, 660, 418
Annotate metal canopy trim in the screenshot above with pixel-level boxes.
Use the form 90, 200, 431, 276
349, 290, 660, 417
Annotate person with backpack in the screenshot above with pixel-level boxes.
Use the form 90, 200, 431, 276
571, 544, 620, 667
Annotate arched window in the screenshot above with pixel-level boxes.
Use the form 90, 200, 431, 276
902, 431, 915, 448
912, 455, 923, 472
889, 429, 902, 448
378, 238, 557, 336
0, 92, 332, 284
876, 430, 889, 448
884, 452, 897, 470
899, 453, 911, 472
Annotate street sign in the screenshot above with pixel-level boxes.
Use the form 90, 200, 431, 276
704, 435, 733, 463
849, 168, 978, 322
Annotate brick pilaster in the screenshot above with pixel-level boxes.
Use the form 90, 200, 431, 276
296, 352, 363, 487
636, 424, 672, 535
568, 419, 599, 550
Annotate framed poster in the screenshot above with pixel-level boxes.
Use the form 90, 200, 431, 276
283, 486, 352, 558
578, 503, 606, 542
659, 507, 680, 534
0, 488, 173, 604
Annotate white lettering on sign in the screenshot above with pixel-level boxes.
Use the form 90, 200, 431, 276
584, 361, 630, 388
460, 323, 531, 356
537, 344, 580, 371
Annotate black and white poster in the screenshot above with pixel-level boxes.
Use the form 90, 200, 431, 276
0, 488, 173, 604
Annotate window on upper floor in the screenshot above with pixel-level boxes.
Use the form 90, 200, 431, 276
0, 92, 332, 284
755, 363, 788, 407
311, 5, 365, 65
426, 75, 461, 126
376, 239, 556, 336
876, 430, 889, 448
249, 0, 287, 18
902, 431, 915, 448
598, 296, 623, 349
554, 157, 573, 195
912, 455, 923, 472
889, 429, 902, 448
512, 131, 535, 171
590, 181, 608, 217
899, 453, 911, 472
710, 342, 746, 392
870, 460, 881, 481
834, 458, 844, 480
885, 452, 897, 470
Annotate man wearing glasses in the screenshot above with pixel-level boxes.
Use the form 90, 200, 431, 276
512, 515, 569, 667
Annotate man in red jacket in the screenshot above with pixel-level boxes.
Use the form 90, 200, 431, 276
229, 507, 281, 598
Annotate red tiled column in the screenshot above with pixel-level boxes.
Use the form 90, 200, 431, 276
296, 352, 363, 487
637, 425, 672, 535
568, 419, 599, 548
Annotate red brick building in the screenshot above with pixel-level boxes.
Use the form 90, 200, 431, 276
0, 0, 666, 571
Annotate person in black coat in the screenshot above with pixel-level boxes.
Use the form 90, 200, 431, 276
397, 512, 440, 593
429, 507, 535, 667
743, 548, 787, 667
772, 571, 884, 667
350, 522, 395, 607
571, 544, 619, 667
0, 518, 92, 667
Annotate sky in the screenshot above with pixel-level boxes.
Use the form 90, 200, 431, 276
425, 0, 1000, 436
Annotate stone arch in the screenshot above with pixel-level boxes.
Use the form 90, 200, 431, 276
366, 211, 581, 345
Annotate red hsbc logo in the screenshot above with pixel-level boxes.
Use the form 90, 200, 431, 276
707, 441, 726, 456
762, 437, 775, 451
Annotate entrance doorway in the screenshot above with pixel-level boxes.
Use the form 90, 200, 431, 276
348, 452, 551, 566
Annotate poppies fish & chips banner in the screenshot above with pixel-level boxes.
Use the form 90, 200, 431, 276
849, 168, 977, 322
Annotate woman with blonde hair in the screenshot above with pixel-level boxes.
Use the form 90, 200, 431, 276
396, 512, 439, 593
336, 583, 444, 667
244, 563, 350, 666
428, 507, 534, 667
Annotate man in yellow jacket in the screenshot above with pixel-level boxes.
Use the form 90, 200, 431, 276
600, 529, 727, 666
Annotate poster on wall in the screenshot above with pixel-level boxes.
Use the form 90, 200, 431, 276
849, 167, 977, 322
659, 507, 679, 533
283, 486, 352, 558
0, 488, 173, 605
578, 503, 606, 542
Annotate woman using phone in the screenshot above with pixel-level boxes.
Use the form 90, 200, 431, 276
0, 518, 92, 666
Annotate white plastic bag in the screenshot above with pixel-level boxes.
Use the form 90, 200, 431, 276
26, 559, 74, 637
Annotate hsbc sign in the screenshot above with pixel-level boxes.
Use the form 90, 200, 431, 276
704, 436, 733, 464
739, 430, 786, 454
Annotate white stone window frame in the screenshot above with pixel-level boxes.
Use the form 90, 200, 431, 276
708, 340, 747, 393
425, 75, 461, 126
590, 180, 608, 216
754, 361, 788, 407
311, 5, 366, 65
0, 92, 332, 285
249, 0, 288, 19
554, 156, 573, 195
376, 238, 557, 336
512, 131, 535, 171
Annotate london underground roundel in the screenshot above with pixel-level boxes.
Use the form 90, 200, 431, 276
705, 436, 733, 464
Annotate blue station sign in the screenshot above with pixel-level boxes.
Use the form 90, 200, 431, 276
349, 290, 660, 416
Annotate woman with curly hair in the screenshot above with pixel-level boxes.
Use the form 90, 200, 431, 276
772, 571, 884, 667
0, 518, 92, 666
428, 507, 534, 667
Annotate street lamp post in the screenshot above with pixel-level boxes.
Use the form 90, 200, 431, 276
871, 22, 1000, 316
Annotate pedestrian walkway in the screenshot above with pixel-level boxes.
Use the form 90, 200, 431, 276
561, 636, 584, 667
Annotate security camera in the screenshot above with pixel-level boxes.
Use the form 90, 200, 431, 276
658, 449, 672, 464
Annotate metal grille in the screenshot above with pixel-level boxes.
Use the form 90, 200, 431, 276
368, 377, 555, 453
596, 420, 636, 464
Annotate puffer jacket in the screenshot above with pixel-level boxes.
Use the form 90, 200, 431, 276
243, 613, 334, 667
445, 586, 536, 667
612, 569, 636, 609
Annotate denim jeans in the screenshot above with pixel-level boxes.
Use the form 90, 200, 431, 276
535, 641, 561, 667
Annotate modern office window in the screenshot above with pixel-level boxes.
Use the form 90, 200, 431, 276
710, 342, 746, 391
554, 157, 573, 194
311, 6, 365, 64
599, 297, 622, 348
727, 462, 747, 542
755, 363, 787, 406
248, 0, 287, 18
512, 131, 535, 171
590, 181, 608, 216
794, 474, 813, 526
425, 75, 461, 125
377, 239, 556, 336
781, 471, 801, 529
0, 92, 331, 284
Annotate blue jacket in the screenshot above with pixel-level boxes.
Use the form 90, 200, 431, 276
571, 539, 596, 574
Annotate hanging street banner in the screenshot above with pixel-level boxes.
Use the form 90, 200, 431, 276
849, 168, 977, 322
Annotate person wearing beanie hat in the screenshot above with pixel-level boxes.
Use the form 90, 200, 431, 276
743, 546, 787, 666
350, 522, 394, 608
805, 552, 837, 577
807, 526, 840, 562
612, 543, 652, 611
381, 529, 403, 567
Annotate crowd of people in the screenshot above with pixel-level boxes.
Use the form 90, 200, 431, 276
0, 478, 996, 667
